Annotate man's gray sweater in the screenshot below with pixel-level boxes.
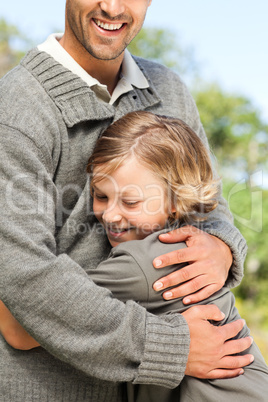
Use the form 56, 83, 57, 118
0, 48, 247, 401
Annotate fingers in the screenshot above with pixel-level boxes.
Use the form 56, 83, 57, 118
153, 262, 223, 301
207, 353, 254, 380
192, 357, 254, 379
219, 318, 246, 342
153, 263, 200, 293
153, 245, 200, 268
158, 225, 200, 244
207, 368, 245, 380
183, 306, 255, 379
182, 285, 220, 305
182, 304, 226, 322
183, 306, 250, 344
223, 336, 254, 357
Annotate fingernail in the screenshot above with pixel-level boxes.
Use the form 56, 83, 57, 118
220, 311, 225, 319
183, 298, 191, 305
154, 281, 163, 291
164, 291, 173, 299
160, 233, 169, 238
250, 355, 254, 363
154, 259, 162, 268
239, 369, 244, 375
250, 336, 254, 345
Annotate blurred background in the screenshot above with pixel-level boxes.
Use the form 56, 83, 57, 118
1, 0, 267, 361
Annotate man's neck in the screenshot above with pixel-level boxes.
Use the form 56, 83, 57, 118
59, 34, 123, 95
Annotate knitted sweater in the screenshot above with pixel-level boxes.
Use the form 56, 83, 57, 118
0, 48, 247, 401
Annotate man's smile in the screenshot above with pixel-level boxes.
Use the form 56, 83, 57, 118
93, 19, 125, 32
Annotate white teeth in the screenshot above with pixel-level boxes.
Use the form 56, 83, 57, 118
108, 227, 127, 233
95, 19, 123, 31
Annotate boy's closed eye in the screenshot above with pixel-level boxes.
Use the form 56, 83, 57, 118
94, 193, 108, 201
121, 200, 140, 207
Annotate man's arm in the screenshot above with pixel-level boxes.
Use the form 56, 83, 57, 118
0, 124, 188, 388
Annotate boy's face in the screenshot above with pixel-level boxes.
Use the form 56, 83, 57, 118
64, 0, 152, 61
93, 156, 173, 247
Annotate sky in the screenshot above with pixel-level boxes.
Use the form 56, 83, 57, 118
1, 0, 268, 121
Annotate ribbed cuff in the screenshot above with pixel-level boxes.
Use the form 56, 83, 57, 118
202, 220, 248, 288
133, 313, 189, 389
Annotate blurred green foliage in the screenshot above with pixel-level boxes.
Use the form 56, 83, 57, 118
0, 18, 31, 77
194, 83, 268, 174
223, 182, 268, 355
128, 27, 198, 77
195, 85, 268, 362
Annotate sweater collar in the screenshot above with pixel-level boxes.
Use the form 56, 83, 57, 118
37, 34, 149, 105
21, 49, 161, 128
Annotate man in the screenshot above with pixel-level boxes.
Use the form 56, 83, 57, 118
0, 1, 252, 400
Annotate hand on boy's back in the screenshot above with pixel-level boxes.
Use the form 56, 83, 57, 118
181, 304, 254, 379
152, 226, 232, 304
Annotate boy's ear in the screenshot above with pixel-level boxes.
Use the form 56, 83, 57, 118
171, 204, 177, 213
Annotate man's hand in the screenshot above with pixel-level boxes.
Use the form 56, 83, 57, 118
182, 305, 254, 379
153, 226, 233, 304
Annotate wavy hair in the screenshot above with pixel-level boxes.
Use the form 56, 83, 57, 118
87, 111, 220, 223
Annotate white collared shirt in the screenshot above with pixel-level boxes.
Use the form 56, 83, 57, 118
38, 34, 149, 105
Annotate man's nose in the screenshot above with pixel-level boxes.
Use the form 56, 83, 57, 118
99, 0, 126, 18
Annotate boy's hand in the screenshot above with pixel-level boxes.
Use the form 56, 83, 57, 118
182, 305, 254, 379
153, 226, 232, 304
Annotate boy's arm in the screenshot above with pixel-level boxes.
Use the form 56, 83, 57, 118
0, 301, 40, 350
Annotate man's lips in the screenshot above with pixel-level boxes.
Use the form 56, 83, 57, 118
93, 18, 125, 32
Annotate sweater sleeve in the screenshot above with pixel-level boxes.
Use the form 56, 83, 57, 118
0, 125, 189, 388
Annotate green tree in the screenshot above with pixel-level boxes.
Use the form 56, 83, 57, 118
224, 181, 268, 362
193, 83, 268, 177
224, 181, 268, 287
128, 27, 198, 78
0, 18, 30, 78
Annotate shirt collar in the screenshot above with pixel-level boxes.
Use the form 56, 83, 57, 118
121, 48, 149, 89
37, 33, 149, 104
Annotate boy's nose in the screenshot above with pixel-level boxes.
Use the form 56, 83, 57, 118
102, 207, 123, 224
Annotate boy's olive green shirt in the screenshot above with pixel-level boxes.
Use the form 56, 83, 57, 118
92, 231, 267, 402
0, 48, 247, 401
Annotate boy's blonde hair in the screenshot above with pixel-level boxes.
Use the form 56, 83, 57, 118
87, 111, 220, 224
